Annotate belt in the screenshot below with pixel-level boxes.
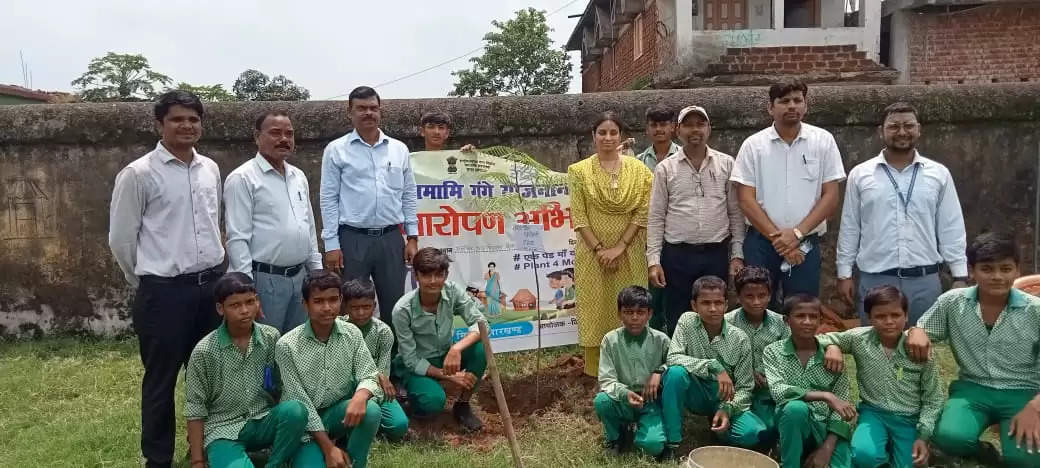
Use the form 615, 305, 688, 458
339, 224, 400, 237
253, 261, 305, 277
140, 266, 224, 286
876, 264, 940, 278
665, 238, 730, 253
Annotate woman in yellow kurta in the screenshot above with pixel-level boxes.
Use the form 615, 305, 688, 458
568, 111, 653, 377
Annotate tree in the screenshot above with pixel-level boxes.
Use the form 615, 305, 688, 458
232, 69, 310, 101
450, 8, 572, 97
71, 52, 173, 102
172, 82, 237, 102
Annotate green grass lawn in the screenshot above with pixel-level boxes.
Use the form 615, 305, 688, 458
0, 338, 997, 467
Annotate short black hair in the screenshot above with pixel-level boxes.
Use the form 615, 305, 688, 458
645, 105, 676, 124
255, 110, 291, 131
617, 285, 652, 310
341, 279, 376, 303
154, 90, 204, 122
781, 294, 821, 316
561, 269, 574, 279
967, 231, 1020, 266
348, 86, 380, 108
592, 111, 628, 133
413, 247, 451, 275
691, 275, 727, 301
302, 270, 342, 301
768, 79, 808, 103
881, 102, 919, 124
735, 266, 771, 294
546, 271, 563, 280
488, 262, 496, 268
863, 285, 908, 317
420, 111, 452, 127
214, 272, 256, 304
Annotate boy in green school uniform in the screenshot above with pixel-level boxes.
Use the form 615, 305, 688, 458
341, 279, 409, 441
660, 276, 767, 459
820, 285, 943, 468
391, 247, 487, 432
595, 285, 670, 458
277, 270, 384, 468
763, 294, 856, 468
906, 232, 1040, 467
724, 266, 790, 443
184, 272, 309, 468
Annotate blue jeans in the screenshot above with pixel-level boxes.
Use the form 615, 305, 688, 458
255, 268, 307, 334
743, 228, 821, 310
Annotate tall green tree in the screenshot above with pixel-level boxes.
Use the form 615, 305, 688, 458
172, 82, 237, 102
232, 69, 310, 101
450, 8, 572, 97
71, 52, 173, 102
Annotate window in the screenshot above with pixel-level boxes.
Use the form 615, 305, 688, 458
633, 14, 645, 59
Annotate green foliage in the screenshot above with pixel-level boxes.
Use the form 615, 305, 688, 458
70, 52, 173, 102
627, 75, 652, 91
171, 82, 237, 102
472, 146, 568, 216
450, 8, 572, 97
232, 69, 310, 101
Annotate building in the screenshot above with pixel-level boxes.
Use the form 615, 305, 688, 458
883, 0, 1040, 84
566, 0, 890, 92
0, 84, 74, 105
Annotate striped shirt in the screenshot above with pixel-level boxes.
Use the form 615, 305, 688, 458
724, 307, 790, 374
763, 338, 854, 440
667, 313, 754, 416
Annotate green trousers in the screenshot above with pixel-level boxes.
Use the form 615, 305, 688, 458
777, 400, 851, 468
395, 341, 487, 415
291, 397, 381, 468
379, 399, 409, 441
593, 392, 666, 456
750, 386, 778, 445
660, 366, 766, 447
932, 380, 1040, 467
649, 286, 667, 333
205, 400, 308, 468
850, 404, 918, 468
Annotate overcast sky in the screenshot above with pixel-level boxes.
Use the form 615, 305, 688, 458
3, 0, 585, 99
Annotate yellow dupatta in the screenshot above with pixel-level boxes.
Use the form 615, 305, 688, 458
581, 154, 651, 216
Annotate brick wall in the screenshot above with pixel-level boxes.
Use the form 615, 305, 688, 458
908, 3, 1040, 85
580, 2, 660, 92
708, 45, 885, 75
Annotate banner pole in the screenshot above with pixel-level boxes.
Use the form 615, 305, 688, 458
479, 320, 524, 468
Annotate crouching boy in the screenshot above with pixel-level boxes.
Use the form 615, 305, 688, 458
595, 286, 670, 458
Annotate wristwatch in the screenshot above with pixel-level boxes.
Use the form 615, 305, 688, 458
792, 228, 805, 241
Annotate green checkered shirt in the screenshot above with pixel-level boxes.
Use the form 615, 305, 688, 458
667, 312, 754, 415
724, 307, 790, 374
356, 317, 394, 376
637, 142, 681, 171
763, 338, 853, 440
275, 319, 383, 432
599, 327, 670, 402
918, 286, 1040, 390
817, 327, 944, 440
392, 281, 485, 376
184, 322, 281, 448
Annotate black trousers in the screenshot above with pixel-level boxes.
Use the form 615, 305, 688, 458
660, 241, 729, 335
337, 226, 407, 343
133, 275, 220, 468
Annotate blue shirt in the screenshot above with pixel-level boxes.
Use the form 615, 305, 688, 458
319, 129, 418, 250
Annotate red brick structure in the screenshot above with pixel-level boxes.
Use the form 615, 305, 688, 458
708, 45, 886, 75
581, 2, 662, 92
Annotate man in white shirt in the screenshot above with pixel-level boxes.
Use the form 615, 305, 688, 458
837, 102, 968, 325
224, 111, 322, 333
108, 90, 225, 468
730, 80, 846, 308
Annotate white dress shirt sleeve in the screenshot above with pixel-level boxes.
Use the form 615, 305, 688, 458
726, 167, 745, 260
303, 176, 323, 271
401, 149, 419, 237
223, 172, 254, 276
109, 167, 144, 287
821, 133, 847, 183
729, 140, 757, 187
936, 168, 968, 277
319, 144, 343, 251
646, 163, 669, 266
836, 169, 862, 278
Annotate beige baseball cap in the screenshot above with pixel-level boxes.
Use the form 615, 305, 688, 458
677, 105, 710, 124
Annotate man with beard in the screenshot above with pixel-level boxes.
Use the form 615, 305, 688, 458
224, 111, 322, 333
109, 90, 225, 468
647, 105, 745, 334
320, 86, 419, 337
731, 80, 846, 310
836, 102, 967, 326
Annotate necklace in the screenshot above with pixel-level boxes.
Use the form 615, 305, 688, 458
597, 157, 621, 190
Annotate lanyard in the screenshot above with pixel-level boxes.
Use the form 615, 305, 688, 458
880, 163, 920, 211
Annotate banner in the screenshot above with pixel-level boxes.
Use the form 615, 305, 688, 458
407, 150, 579, 353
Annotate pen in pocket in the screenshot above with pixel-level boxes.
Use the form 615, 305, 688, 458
802, 154, 807, 165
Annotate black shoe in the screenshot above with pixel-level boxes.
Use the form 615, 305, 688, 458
657, 444, 680, 463
603, 439, 622, 457
453, 402, 483, 432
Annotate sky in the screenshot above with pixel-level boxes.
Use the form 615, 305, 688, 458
3, 0, 586, 99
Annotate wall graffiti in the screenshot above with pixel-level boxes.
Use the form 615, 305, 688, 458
2, 178, 58, 241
